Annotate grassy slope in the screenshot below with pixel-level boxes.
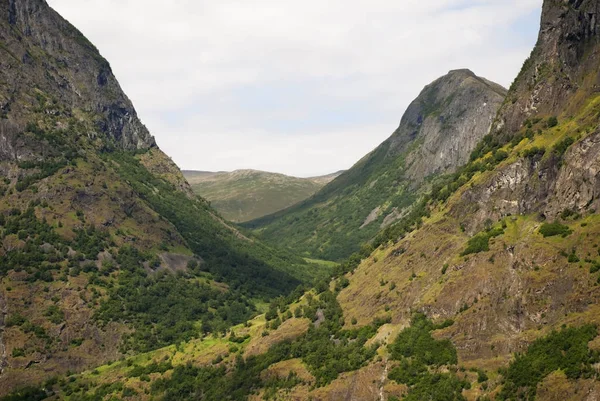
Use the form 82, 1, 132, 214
183, 170, 339, 223
9, 110, 600, 398
44, 87, 600, 401
243, 142, 420, 261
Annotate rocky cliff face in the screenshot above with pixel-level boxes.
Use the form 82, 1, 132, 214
494, 0, 600, 142
0, 0, 155, 162
454, 0, 600, 232
247, 70, 506, 261
390, 69, 507, 182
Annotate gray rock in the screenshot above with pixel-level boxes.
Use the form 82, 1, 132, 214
453, 0, 600, 232
0, 0, 155, 163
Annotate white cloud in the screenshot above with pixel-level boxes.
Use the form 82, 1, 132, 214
46, 0, 542, 177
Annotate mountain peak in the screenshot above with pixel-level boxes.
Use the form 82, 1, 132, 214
446, 68, 475, 77
0, 0, 155, 161
386, 70, 507, 181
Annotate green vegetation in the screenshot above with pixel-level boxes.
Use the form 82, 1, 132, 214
0, 153, 329, 356
461, 226, 504, 256
498, 325, 599, 400
388, 314, 467, 401
243, 142, 418, 261
552, 136, 575, 165
95, 246, 255, 352
0, 205, 70, 281
521, 146, 546, 159
539, 222, 572, 238
546, 116, 558, 128
0, 387, 48, 401
110, 152, 323, 287
388, 313, 457, 366
141, 290, 380, 400
184, 170, 333, 223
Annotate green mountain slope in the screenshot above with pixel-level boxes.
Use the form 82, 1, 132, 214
244, 70, 507, 261
6, 0, 600, 401
0, 0, 326, 394
183, 169, 342, 223
45, 2, 600, 400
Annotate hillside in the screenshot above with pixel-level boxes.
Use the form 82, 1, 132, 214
183, 169, 342, 223
244, 69, 507, 261
5, 0, 600, 401
31, 1, 600, 400
0, 0, 326, 395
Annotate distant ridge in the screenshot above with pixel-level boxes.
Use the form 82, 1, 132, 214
183, 169, 343, 222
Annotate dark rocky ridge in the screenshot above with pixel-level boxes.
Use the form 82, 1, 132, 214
454, 0, 600, 232
0, 0, 155, 162
493, 0, 600, 141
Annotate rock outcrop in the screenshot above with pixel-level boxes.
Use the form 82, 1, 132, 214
0, 0, 155, 162
454, 0, 600, 232
493, 0, 600, 142
386, 69, 507, 182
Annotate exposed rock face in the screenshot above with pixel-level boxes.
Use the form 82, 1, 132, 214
457, 129, 600, 231
0, 0, 155, 161
454, 0, 600, 232
493, 0, 600, 141
246, 70, 506, 260
389, 69, 507, 182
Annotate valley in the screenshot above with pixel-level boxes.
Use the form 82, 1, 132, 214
1, 0, 600, 400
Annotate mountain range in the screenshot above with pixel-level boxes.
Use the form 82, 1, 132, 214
2, 0, 600, 400
243, 69, 507, 261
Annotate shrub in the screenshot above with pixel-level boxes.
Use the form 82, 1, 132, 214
552, 136, 575, 161
11, 348, 25, 357
498, 325, 598, 400
461, 226, 504, 256
522, 146, 546, 159
477, 370, 489, 383
388, 313, 457, 366
546, 116, 558, 128
539, 222, 572, 238
0, 387, 47, 401
461, 234, 490, 255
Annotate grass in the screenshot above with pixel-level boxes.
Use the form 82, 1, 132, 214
185, 170, 330, 223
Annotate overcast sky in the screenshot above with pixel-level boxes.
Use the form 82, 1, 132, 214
47, 0, 542, 177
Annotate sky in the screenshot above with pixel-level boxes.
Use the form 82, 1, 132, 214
47, 0, 542, 177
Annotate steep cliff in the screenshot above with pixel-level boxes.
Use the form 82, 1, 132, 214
0, 0, 155, 157
245, 70, 506, 261
0, 0, 321, 395
452, 0, 600, 232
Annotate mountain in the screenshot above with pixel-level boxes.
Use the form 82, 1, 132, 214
183, 169, 342, 223
0, 0, 326, 395
329, 0, 600, 398
5, 0, 600, 400
244, 69, 507, 261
